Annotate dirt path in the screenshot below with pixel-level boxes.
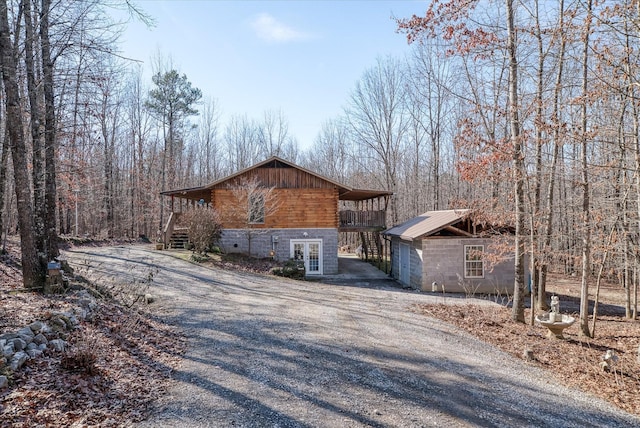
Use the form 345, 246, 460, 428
64, 245, 640, 427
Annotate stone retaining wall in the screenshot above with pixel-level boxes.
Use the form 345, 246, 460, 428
0, 290, 97, 389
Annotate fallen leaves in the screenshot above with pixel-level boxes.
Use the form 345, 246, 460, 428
413, 301, 640, 416
1, 238, 186, 426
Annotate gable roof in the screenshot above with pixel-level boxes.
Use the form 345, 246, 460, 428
383, 209, 472, 241
160, 156, 392, 202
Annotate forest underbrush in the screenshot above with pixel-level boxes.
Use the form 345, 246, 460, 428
0, 239, 185, 426
414, 275, 640, 416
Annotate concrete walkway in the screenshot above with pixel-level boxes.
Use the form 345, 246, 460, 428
318, 254, 398, 288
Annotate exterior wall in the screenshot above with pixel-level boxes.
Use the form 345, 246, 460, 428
421, 237, 514, 294
220, 228, 339, 275
390, 236, 515, 294
389, 238, 423, 289
212, 187, 339, 229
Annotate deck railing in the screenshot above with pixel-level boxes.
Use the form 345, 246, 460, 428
339, 210, 386, 229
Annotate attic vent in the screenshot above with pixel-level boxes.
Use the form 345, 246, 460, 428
259, 160, 292, 169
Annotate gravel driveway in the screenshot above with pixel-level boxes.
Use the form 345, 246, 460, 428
64, 246, 640, 428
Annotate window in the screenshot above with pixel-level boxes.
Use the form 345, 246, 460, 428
249, 194, 265, 223
464, 245, 484, 278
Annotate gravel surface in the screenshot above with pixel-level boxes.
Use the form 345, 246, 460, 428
64, 246, 640, 428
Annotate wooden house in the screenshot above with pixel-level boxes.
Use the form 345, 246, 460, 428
383, 209, 515, 293
160, 157, 391, 275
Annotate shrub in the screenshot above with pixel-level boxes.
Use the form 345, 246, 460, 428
272, 259, 305, 279
61, 333, 99, 375
181, 208, 222, 254
190, 253, 211, 263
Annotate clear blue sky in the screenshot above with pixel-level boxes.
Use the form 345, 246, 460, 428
117, 1, 428, 149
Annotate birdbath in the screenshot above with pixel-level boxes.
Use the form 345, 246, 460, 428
535, 295, 576, 339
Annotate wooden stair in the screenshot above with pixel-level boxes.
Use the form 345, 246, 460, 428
359, 231, 381, 261
169, 228, 189, 249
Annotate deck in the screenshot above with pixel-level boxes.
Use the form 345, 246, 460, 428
339, 210, 386, 232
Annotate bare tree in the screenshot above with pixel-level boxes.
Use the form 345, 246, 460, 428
505, 0, 526, 323
196, 96, 222, 183
538, 0, 568, 311
301, 117, 353, 184
225, 114, 260, 171
182, 207, 222, 254
257, 109, 295, 160
577, 0, 594, 338
346, 56, 408, 225
223, 176, 281, 257
0, 0, 42, 287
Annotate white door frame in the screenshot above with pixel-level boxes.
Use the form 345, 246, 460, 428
290, 239, 323, 275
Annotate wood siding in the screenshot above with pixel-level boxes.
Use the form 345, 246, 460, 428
212, 187, 339, 229
211, 167, 338, 190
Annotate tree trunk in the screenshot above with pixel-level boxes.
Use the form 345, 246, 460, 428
23, 0, 45, 257
40, 0, 58, 259
0, 0, 43, 287
578, 0, 593, 338
0, 127, 8, 252
506, 0, 525, 323
538, 0, 566, 311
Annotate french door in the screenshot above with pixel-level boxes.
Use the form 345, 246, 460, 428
291, 239, 323, 275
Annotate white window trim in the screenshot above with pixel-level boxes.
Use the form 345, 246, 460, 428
464, 245, 484, 279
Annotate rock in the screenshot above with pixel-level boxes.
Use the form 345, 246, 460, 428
18, 332, 34, 344
39, 323, 51, 335
55, 312, 79, 328
26, 349, 43, 359
50, 316, 67, 331
0, 375, 7, 389
11, 338, 27, 352
37, 344, 47, 352
0, 339, 5, 348
10, 351, 28, 371
144, 293, 156, 304
33, 333, 48, 346
0, 333, 18, 342
601, 349, 619, 372
75, 290, 91, 299
66, 313, 80, 326
77, 296, 97, 312
17, 327, 34, 338
28, 321, 44, 333
26, 342, 37, 351
522, 348, 534, 361
49, 339, 65, 352
17, 334, 33, 346
2, 343, 14, 358
73, 308, 88, 321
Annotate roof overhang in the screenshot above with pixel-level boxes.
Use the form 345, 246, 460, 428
160, 156, 392, 203
339, 189, 393, 201
383, 209, 472, 241
160, 186, 212, 203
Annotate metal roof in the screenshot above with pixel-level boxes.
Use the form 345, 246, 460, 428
383, 209, 472, 241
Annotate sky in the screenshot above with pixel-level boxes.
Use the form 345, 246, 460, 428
116, 1, 428, 150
